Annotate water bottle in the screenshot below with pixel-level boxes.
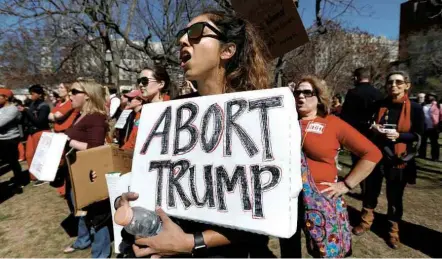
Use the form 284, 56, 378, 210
115, 206, 162, 237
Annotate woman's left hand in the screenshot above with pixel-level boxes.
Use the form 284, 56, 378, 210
319, 182, 350, 198
133, 207, 194, 258
385, 131, 400, 141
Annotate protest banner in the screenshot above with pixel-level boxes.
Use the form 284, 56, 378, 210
66, 145, 133, 211
115, 110, 133, 129
231, 0, 309, 58
29, 132, 67, 181
130, 88, 302, 238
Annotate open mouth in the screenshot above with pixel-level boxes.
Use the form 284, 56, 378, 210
180, 50, 191, 67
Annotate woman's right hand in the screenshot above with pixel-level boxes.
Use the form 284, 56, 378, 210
115, 192, 139, 209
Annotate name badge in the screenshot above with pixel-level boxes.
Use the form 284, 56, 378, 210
306, 122, 325, 134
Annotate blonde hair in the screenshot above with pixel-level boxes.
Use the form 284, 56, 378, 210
73, 79, 107, 115
295, 75, 331, 117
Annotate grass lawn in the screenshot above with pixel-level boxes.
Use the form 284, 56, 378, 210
0, 152, 441, 258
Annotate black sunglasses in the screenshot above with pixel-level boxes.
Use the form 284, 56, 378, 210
70, 88, 86, 95
293, 89, 316, 98
387, 79, 406, 86
137, 77, 157, 86
175, 22, 227, 45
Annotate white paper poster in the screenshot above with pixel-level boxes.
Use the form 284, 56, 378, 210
106, 172, 132, 254
115, 110, 133, 129
130, 88, 302, 238
29, 132, 68, 181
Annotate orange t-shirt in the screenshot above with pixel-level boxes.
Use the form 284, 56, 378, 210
51, 100, 79, 132
300, 115, 382, 191
122, 95, 171, 151
122, 111, 141, 151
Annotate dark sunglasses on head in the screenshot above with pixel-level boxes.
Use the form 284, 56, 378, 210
387, 79, 406, 86
293, 89, 316, 98
137, 77, 157, 86
70, 88, 86, 95
175, 22, 227, 46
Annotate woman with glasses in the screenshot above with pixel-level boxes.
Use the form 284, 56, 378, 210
137, 65, 172, 102
288, 75, 381, 258
62, 80, 112, 258
120, 65, 171, 151
353, 71, 424, 249
115, 10, 275, 258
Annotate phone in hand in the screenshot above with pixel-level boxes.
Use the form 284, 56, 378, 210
382, 124, 397, 134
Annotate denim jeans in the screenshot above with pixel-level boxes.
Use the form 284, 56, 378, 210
67, 188, 111, 258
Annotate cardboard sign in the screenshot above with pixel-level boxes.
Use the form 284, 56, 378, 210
29, 132, 67, 181
115, 110, 133, 129
231, 0, 309, 58
106, 172, 132, 254
66, 145, 133, 211
130, 88, 302, 238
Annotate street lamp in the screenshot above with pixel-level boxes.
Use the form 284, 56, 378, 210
105, 49, 112, 84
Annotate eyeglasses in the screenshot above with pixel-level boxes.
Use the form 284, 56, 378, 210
293, 89, 316, 98
175, 22, 227, 46
70, 88, 86, 95
137, 77, 157, 86
387, 79, 406, 86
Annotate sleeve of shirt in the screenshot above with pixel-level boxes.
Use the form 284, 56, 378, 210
121, 126, 138, 151
24, 104, 50, 128
335, 116, 382, 163
109, 98, 121, 118
0, 106, 19, 128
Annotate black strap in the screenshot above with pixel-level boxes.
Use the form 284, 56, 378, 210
383, 133, 421, 163
192, 232, 208, 258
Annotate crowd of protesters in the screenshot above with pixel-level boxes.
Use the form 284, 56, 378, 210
0, 8, 441, 259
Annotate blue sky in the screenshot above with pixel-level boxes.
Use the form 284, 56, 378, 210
298, 0, 406, 40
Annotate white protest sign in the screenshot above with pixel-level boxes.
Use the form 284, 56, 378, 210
29, 132, 67, 181
106, 172, 132, 254
130, 88, 302, 238
115, 110, 133, 129
231, 0, 309, 58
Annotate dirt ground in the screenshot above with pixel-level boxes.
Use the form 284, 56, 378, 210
0, 152, 441, 258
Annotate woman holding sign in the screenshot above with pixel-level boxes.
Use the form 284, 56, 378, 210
62, 79, 112, 258
116, 10, 275, 258
291, 76, 382, 258
353, 71, 424, 249
48, 82, 79, 196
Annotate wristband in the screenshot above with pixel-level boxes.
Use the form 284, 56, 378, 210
192, 232, 208, 257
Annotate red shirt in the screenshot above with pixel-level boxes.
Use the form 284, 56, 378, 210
301, 115, 382, 190
122, 111, 141, 151
65, 113, 107, 149
51, 100, 79, 132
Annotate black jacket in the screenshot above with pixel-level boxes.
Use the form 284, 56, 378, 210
22, 99, 50, 135
341, 82, 383, 136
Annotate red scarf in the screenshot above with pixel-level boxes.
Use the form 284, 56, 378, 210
376, 94, 411, 167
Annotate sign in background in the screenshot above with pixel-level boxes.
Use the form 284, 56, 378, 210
130, 88, 302, 238
231, 0, 309, 58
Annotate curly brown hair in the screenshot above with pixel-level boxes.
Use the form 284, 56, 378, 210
203, 11, 271, 92
295, 75, 331, 117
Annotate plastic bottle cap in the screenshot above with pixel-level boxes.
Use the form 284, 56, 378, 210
114, 206, 134, 226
